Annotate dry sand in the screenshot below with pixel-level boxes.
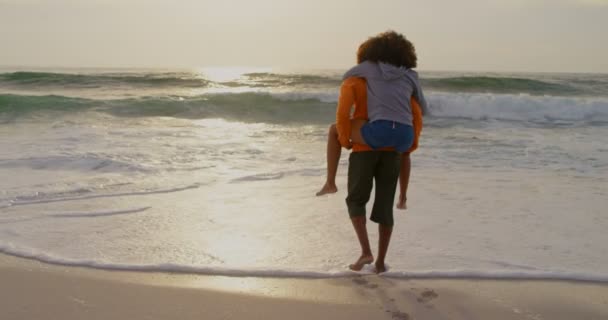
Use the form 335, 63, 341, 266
1, 253, 607, 320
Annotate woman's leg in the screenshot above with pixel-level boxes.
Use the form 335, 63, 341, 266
349, 119, 367, 145
396, 153, 411, 209
316, 120, 368, 196
316, 124, 341, 196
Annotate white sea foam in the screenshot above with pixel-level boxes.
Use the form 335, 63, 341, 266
426, 92, 608, 123
5, 184, 201, 208
1, 243, 608, 282
270, 90, 340, 104
48, 207, 151, 218
1, 165, 606, 280
230, 172, 285, 183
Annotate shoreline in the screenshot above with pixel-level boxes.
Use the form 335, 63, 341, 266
1, 253, 607, 320
2, 247, 608, 283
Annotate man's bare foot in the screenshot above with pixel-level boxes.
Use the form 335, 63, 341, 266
316, 183, 338, 196
396, 195, 407, 210
374, 262, 387, 274
349, 255, 374, 271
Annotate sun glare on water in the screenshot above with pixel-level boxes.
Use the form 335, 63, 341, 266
198, 66, 272, 83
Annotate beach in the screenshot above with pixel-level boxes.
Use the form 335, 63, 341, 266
2, 253, 608, 320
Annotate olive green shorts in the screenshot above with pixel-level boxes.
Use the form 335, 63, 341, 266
345, 151, 401, 226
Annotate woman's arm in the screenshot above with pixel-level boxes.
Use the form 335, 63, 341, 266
342, 61, 374, 80
411, 71, 429, 116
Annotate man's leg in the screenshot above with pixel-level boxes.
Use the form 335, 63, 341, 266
349, 216, 373, 271
376, 224, 393, 273
346, 152, 376, 271
370, 152, 401, 273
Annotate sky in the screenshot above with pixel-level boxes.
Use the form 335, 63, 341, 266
1, 0, 607, 73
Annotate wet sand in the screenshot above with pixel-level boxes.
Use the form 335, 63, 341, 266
1, 253, 607, 320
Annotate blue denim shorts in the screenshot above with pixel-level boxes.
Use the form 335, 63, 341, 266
360, 120, 414, 153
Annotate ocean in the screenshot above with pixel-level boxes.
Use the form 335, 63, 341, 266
0, 67, 607, 280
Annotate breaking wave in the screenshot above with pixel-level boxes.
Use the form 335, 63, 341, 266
1, 91, 607, 125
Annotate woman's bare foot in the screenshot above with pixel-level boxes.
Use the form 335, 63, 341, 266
349, 255, 374, 271
396, 194, 407, 210
316, 183, 338, 196
374, 262, 387, 274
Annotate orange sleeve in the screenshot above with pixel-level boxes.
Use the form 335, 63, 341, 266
335, 79, 355, 148
406, 98, 423, 154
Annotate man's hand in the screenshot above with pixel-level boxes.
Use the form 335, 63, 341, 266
396, 195, 407, 210
339, 139, 352, 150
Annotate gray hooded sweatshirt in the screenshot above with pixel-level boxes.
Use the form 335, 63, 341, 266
343, 61, 427, 126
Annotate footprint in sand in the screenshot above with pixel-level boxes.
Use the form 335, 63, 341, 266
416, 289, 439, 304
353, 277, 410, 319
390, 311, 411, 320
351, 277, 379, 289
352, 277, 368, 286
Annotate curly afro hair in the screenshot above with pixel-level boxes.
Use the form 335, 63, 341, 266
357, 30, 417, 69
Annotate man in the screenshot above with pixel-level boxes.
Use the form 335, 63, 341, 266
336, 76, 422, 273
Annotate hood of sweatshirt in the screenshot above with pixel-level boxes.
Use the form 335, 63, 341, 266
343, 61, 410, 82
378, 62, 409, 80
